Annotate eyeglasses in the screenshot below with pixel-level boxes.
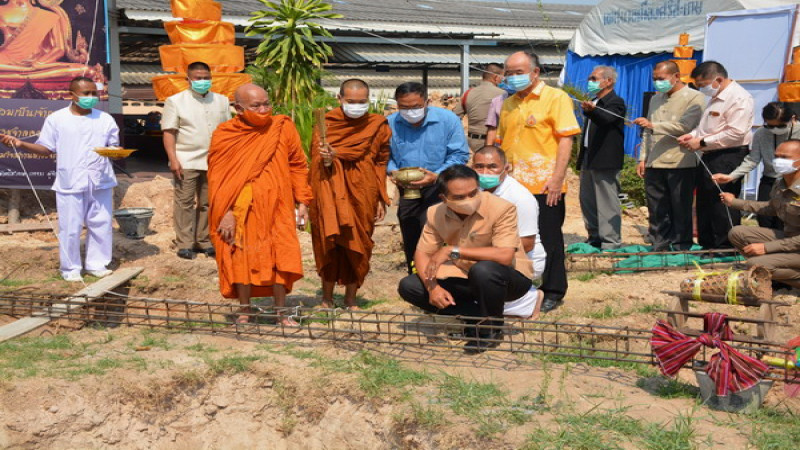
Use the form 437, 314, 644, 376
763, 123, 788, 129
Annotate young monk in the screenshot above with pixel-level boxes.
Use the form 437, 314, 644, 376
309, 79, 391, 309
208, 84, 312, 325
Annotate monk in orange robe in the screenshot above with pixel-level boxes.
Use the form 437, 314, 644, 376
310, 79, 391, 309
208, 84, 312, 325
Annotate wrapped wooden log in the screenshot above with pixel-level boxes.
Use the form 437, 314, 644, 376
679, 266, 772, 303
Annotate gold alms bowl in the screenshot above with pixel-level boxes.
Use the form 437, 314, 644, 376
94, 147, 137, 158
395, 167, 426, 199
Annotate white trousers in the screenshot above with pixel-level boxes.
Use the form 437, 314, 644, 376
56, 188, 113, 276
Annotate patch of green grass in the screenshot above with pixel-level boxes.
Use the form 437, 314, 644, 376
538, 347, 647, 372
0, 278, 36, 287
162, 275, 185, 283
636, 303, 661, 314
437, 374, 507, 416
185, 343, 218, 353
574, 272, 597, 282
524, 407, 700, 450
636, 377, 699, 399
745, 407, 800, 449
206, 355, 262, 374
586, 305, 619, 319
135, 331, 171, 350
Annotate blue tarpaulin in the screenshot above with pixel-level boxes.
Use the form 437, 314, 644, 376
563, 49, 704, 157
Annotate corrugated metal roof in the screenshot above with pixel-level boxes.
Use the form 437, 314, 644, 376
118, 0, 590, 29
329, 44, 563, 66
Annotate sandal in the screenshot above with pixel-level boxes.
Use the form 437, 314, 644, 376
319, 299, 335, 309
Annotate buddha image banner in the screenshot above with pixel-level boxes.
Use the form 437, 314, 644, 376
0, 0, 109, 188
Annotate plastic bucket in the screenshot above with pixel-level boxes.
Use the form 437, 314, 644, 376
114, 208, 154, 240
694, 370, 772, 413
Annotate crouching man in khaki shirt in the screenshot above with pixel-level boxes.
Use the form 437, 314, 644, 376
722, 140, 800, 288
397, 164, 533, 353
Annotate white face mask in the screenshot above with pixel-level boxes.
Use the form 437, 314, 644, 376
342, 103, 369, 119
773, 158, 799, 176
698, 79, 720, 97
400, 107, 426, 124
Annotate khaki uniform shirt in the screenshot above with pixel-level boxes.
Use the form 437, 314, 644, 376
161, 89, 231, 171
453, 81, 505, 136
640, 86, 705, 168
416, 191, 534, 280
730, 178, 800, 253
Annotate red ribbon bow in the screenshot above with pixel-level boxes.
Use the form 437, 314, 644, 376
651, 313, 768, 396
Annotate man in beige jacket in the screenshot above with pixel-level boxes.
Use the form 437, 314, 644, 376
633, 61, 705, 250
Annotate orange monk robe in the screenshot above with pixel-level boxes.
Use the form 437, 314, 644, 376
208, 115, 312, 298
309, 107, 391, 287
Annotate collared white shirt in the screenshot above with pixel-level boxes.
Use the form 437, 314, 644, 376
36, 107, 119, 194
690, 80, 754, 150
161, 89, 231, 171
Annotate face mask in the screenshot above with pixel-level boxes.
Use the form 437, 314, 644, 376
342, 103, 369, 119
767, 125, 790, 136
400, 107, 425, 124
653, 79, 673, 93
587, 80, 603, 95
699, 80, 720, 97
74, 96, 99, 110
478, 174, 501, 190
446, 195, 481, 216
498, 81, 516, 95
773, 158, 798, 175
506, 74, 531, 91
190, 79, 212, 94
240, 108, 273, 128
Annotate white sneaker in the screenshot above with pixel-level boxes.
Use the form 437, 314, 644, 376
62, 272, 83, 282
86, 269, 112, 278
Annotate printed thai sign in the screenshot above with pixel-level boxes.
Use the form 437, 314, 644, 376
0, 0, 108, 188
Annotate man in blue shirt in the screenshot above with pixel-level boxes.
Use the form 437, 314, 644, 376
388, 82, 470, 273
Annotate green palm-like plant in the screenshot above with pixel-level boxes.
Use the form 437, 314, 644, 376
245, 0, 342, 107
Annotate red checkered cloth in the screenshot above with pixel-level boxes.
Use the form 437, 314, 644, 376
651, 313, 768, 396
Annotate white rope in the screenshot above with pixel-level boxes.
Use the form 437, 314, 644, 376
8, 141, 89, 288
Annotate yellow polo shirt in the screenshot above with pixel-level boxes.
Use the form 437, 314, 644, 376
496, 81, 580, 194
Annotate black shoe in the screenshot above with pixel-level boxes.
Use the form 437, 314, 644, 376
540, 297, 564, 314
464, 329, 504, 354
177, 249, 196, 260
200, 247, 216, 258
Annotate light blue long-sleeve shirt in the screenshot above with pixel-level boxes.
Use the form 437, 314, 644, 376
386, 106, 469, 174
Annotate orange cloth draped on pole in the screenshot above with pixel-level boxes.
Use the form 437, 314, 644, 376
309, 107, 391, 287
208, 115, 312, 298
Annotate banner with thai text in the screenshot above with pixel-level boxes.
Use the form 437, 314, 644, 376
0, 0, 109, 188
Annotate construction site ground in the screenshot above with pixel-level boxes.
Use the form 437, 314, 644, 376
0, 166, 799, 449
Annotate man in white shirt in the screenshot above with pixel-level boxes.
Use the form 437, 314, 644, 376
677, 61, 754, 249
1, 77, 119, 282
472, 146, 547, 318
161, 61, 231, 259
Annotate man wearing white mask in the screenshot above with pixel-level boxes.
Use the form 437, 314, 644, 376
162, 61, 231, 260
721, 139, 800, 289
713, 102, 800, 230
398, 165, 533, 353
0, 77, 118, 282
309, 79, 391, 309
387, 82, 470, 273
677, 61, 754, 250
633, 60, 705, 251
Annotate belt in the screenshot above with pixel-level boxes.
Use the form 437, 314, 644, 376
468, 133, 486, 140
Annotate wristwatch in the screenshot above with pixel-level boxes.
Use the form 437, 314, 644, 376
449, 246, 460, 261
699, 138, 707, 148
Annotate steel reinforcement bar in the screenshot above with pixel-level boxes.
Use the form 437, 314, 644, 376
0, 292, 797, 383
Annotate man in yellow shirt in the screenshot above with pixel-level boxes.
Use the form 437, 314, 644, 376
496, 51, 581, 313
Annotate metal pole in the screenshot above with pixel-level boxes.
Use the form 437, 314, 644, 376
107, 0, 123, 115
461, 44, 470, 94
8, 189, 20, 224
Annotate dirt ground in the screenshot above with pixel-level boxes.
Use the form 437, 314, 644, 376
0, 169, 799, 449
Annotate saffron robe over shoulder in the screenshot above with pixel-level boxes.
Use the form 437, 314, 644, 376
208, 114, 312, 298
309, 107, 391, 286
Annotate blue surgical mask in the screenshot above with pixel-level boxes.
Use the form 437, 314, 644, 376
190, 79, 212, 94
498, 81, 516, 95
75, 96, 99, 110
653, 79, 673, 93
478, 174, 501, 190
587, 80, 602, 95
506, 74, 532, 91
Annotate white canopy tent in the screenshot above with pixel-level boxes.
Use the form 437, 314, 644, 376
569, 0, 792, 57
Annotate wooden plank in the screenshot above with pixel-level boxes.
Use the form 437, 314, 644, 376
0, 267, 144, 342
655, 309, 780, 325
0, 223, 56, 233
